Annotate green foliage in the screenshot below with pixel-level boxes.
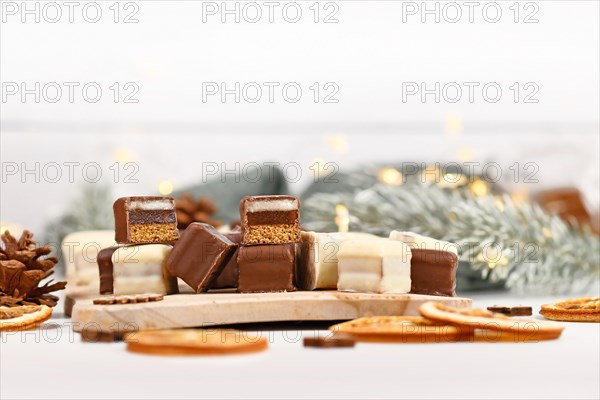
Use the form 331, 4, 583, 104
43, 184, 114, 269
303, 181, 600, 295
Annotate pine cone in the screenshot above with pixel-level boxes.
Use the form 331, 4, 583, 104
175, 193, 223, 230
0, 230, 67, 307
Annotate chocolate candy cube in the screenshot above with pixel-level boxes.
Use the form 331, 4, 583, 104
409, 249, 458, 297
389, 231, 459, 297
114, 197, 179, 244
166, 223, 236, 293
240, 195, 300, 245
238, 244, 296, 293
337, 238, 412, 294
297, 231, 379, 291
212, 227, 242, 289
97, 244, 178, 295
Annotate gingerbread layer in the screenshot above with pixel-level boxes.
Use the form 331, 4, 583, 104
243, 223, 300, 245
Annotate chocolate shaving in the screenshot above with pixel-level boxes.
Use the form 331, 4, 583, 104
93, 293, 164, 305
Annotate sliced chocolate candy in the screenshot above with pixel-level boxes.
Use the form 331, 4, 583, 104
166, 223, 236, 293
237, 244, 296, 293
240, 195, 300, 245
114, 196, 179, 244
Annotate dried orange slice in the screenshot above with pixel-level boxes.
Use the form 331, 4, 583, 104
0, 305, 52, 331
329, 316, 471, 342
419, 302, 564, 341
124, 329, 268, 355
540, 297, 600, 322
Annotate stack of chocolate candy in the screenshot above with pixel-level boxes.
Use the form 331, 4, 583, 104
237, 195, 300, 292
97, 197, 180, 295
297, 230, 459, 297
96, 194, 459, 298
165, 195, 301, 293
166, 222, 237, 293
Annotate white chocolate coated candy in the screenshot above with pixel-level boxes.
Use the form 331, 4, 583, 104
297, 231, 378, 290
62, 230, 116, 288
337, 238, 412, 294
111, 244, 177, 295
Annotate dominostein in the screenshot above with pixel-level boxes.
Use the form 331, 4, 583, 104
239, 195, 301, 245
113, 196, 179, 244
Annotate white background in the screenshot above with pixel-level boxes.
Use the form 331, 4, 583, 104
1, 0, 599, 232
2, 294, 600, 399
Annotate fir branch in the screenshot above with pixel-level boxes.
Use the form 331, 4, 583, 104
42, 184, 114, 271
303, 181, 600, 295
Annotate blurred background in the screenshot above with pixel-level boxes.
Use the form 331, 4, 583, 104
1, 1, 599, 292
0, 1, 600, 230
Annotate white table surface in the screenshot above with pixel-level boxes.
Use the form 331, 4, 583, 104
2, 293, 599, 400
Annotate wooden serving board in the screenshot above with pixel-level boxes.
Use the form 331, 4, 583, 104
70, 291, 471, 333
